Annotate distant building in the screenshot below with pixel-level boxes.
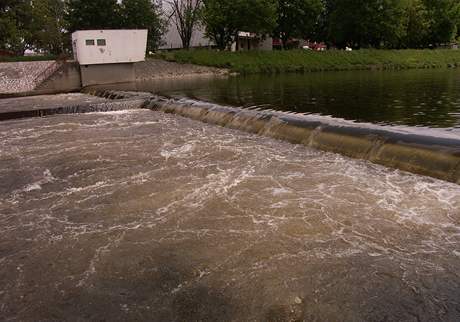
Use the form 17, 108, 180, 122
159, 3, 272, 51
232, 32, 273, 52
160, 24, 213, 50
159, 1, 212, 50
71, 29, 148, 86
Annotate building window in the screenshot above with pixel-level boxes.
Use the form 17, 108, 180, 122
97, 39, 106, 46
85, 39, 95, 46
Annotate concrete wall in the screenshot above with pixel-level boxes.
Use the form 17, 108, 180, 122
0, 61, 55, 94
80, 63, 135, 87
36, 62, 82, 92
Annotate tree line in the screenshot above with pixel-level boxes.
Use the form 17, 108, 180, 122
1, 0, 165, 55
201, 0, 460, 50
1, 0, 460, 56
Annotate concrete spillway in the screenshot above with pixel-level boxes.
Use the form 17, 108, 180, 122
0, 92, 150, 122
143, 96, 460, 185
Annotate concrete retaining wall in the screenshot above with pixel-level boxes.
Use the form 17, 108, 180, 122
0, 61, 56, 93
36, 62, 82, 92
80, 63, 135, 87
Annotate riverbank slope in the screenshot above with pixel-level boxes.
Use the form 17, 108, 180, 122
0, 59, 228, 95
158, 49, 460, 74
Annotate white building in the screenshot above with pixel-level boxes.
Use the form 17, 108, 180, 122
158, 2, 272, 51
71, 29, 148, 86
232, 32, 273, 52
159, 2, 212, 50
160, 24, 213, 50
72, 29, 148, 65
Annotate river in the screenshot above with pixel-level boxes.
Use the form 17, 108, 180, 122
1, 108, 459, 321
2, 68, 460, 320
121, 68, 460, 135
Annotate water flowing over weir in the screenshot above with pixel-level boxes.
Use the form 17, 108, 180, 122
137, 94, 460, 185
3, 89, 459, 184
0, 92, 152, 121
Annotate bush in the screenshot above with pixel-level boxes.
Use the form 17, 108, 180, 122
155, 49, 460, 74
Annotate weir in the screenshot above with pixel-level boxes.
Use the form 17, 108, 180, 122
142, 95, 460, 185
0, 91, 152, 122
2, 88, 459, 184
0, 100, 145, 121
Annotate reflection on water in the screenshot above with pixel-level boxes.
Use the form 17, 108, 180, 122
104, 69, 460, 132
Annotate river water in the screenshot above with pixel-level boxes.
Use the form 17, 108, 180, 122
123, 68, 460, 135
1, 110, 459, 321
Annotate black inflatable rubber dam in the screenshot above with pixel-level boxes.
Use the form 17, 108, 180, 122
143, 95, 460, 185
3, 89, 459, 184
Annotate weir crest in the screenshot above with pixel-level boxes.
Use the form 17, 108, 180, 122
4, 89, 459, 184
141, 94, 460, 185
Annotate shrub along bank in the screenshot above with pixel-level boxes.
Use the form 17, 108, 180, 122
157, 49, 460, 74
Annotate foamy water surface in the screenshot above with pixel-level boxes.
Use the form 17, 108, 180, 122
0, 110, 459, 321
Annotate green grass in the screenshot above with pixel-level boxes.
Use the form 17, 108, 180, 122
156, 49, 460, 74
0, 55, 57, 62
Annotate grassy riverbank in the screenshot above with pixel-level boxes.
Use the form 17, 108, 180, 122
157, 49, 460, 74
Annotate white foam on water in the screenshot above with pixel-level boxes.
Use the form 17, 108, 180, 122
88, 109, 141, 116
270, 187, 293, 196
160, 143, 194, 160
23, 183, 42, 192
19, 169, 55, 194
65, 181, 109, 194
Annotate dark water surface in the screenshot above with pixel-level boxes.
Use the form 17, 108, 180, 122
129, 69, 460, 133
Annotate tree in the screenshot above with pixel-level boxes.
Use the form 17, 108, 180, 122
423, 0, 460, 45
201, 0, 278, 50
120, 0, 166, 52
399, 0, 431, 48
30, 0, 66, 54
201, 0, 236, 50
167, 0, 202, 49
275, 0, 324, 49
66, 0, 122, 33
321, 0, 405, 49
0, 0, 33, 55
66, 0, 167, 52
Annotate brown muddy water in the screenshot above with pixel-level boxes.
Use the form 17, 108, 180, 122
0, 109, 459, 321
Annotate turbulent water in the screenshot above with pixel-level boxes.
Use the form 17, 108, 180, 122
1, 110, 459, 321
